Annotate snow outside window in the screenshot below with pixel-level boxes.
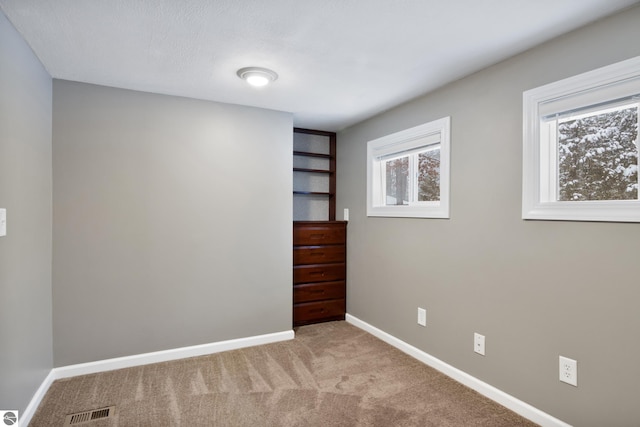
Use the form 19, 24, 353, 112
367, 117, 450, 218
523, 56, 640, 222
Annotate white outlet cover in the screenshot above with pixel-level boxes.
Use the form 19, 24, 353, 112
474, 333, 485, 356
0, 209, 6, 237
559, 356, 578, 386
417, 308, 426, 326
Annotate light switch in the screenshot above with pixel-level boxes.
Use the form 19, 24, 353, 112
0, 209, 6, 237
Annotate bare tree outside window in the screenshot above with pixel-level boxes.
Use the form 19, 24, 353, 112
557, 105, 638, 201
418, 149, 440, 201
385, 157, 409, 205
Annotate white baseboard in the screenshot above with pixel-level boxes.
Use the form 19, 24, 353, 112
20, 369, 57, 427
21, 329, 294, 424
24, 319, 569, 427
345, 314, 571, 427
53, 330, 295, 379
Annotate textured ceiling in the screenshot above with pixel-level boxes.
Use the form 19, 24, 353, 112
1, 0, 638, 131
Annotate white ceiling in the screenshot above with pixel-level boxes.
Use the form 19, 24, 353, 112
1, 0, 638, 131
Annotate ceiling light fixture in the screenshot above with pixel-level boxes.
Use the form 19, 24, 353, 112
237, 67, 278, 87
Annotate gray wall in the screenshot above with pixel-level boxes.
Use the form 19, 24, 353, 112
53, 81, 293, 366
0, 10, 53, 414
337, 5, 640, 427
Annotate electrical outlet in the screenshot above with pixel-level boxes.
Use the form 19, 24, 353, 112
0, 209, 6, 237
474, 333, 485, 356
559, 356, 577, 386
417, 308, 426, 326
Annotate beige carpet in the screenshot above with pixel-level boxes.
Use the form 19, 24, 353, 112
30, 321, 538, 426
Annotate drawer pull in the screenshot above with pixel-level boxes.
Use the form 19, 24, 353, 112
309, 233, 325, 239
309, 271, 325, 276
310, 252, 325, 257
310, 289, 325, 294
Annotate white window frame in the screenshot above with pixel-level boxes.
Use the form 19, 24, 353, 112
523, 56, 640, 222
367, 117, 450, 218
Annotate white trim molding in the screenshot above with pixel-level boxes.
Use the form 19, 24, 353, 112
21, 329, 294, 425
53, 330, 294, 379
20, 370, 57, 427
523, 55, 640, 222
367, 117, 451, 218
345, 314, 571, 427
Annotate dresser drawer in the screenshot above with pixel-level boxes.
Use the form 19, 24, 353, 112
293, 263, 345, 284
294, 281, 345, 303
293, 224, 345, 245
294, 299, 346, 324
293, 245, 345, 265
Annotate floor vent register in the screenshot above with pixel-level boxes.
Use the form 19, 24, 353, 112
64, 406, 116, 426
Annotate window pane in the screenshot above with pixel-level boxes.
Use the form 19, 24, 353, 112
557, 105, 638, 201
385, 156, 409, 205
418, 148, 440, 201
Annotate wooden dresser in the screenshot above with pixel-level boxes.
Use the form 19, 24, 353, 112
293, 221, 347, 326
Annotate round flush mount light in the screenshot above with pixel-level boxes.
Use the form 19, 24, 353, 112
237, 67, 278, 87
